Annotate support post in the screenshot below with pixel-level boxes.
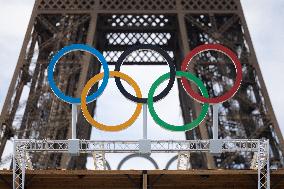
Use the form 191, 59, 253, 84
258, 140, 261, 189
257, 139, 270, 189
68, 104, 80, 155
139, 104, 151, 154
72, 104, 77, 139
143, 104, 148, 140
12, 140, 16, 189
210, 104, 222, 155
13, 140, 26, 189
143, 173, 148, 189
212, 104, 219, 140
267, 140, 270, 189
21, 153, 26, 189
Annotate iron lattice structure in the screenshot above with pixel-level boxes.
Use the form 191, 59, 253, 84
0, 0, 283, 171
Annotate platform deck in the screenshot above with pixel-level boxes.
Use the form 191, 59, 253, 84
1, 169, 284, 189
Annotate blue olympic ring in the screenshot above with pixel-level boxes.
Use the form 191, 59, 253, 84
47, 44, 109, 104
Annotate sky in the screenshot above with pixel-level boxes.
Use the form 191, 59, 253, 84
0, 0, 283, 169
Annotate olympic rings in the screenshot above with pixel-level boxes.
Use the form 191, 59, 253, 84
48, 43, 242, 132
81, 71, 143, 131
115, 44, 176, 104
148, 71, 209, 131
48, 44, 109, 104
181, 44, 242, 104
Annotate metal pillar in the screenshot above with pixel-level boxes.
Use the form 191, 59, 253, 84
257, 140, 270, 189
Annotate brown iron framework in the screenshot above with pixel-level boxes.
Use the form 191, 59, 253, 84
0, 0, 283, 170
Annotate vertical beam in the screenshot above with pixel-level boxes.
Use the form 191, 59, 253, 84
257, 140, 261, 189
143, 104, 148, 140
236, 0, 284, 154
212, 104, 219, 140
267, 140, 271, 189
21, 154, 26, 189
12, 140, 16, 189
71, 104, 77, 139
143, 173, 148, 189
73, 12, 98, 140
176, 0, 216, 169
257, 140, 271, 189
75, 13, 98, 100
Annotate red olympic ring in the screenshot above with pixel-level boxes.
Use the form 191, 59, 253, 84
181, 44, 242, 104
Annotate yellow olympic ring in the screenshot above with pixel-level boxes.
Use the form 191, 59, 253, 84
81, 71, 143, 131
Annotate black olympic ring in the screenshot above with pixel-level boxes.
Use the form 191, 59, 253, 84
117, 153, 159, 170
105, 160, 112, 170
165, 155, 178, 170
114, 44, 176, 103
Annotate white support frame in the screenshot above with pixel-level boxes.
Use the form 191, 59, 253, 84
93, 151, 106, 170
258, 140, 270, 189
12, 139, 270, 189
177, 151, 191, 170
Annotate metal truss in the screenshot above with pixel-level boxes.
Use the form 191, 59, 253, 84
258, 140, 270, 189
13, 139, 270, 189
13, 139, 260, 153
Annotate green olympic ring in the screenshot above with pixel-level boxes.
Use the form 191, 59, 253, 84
147, 71, 209, 131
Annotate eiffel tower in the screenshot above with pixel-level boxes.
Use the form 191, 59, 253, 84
0, 0, 283, 170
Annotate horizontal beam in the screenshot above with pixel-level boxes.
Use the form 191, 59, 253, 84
36, 10, 239, 15
14, 139, 261, 153
4, 169, 284, 175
